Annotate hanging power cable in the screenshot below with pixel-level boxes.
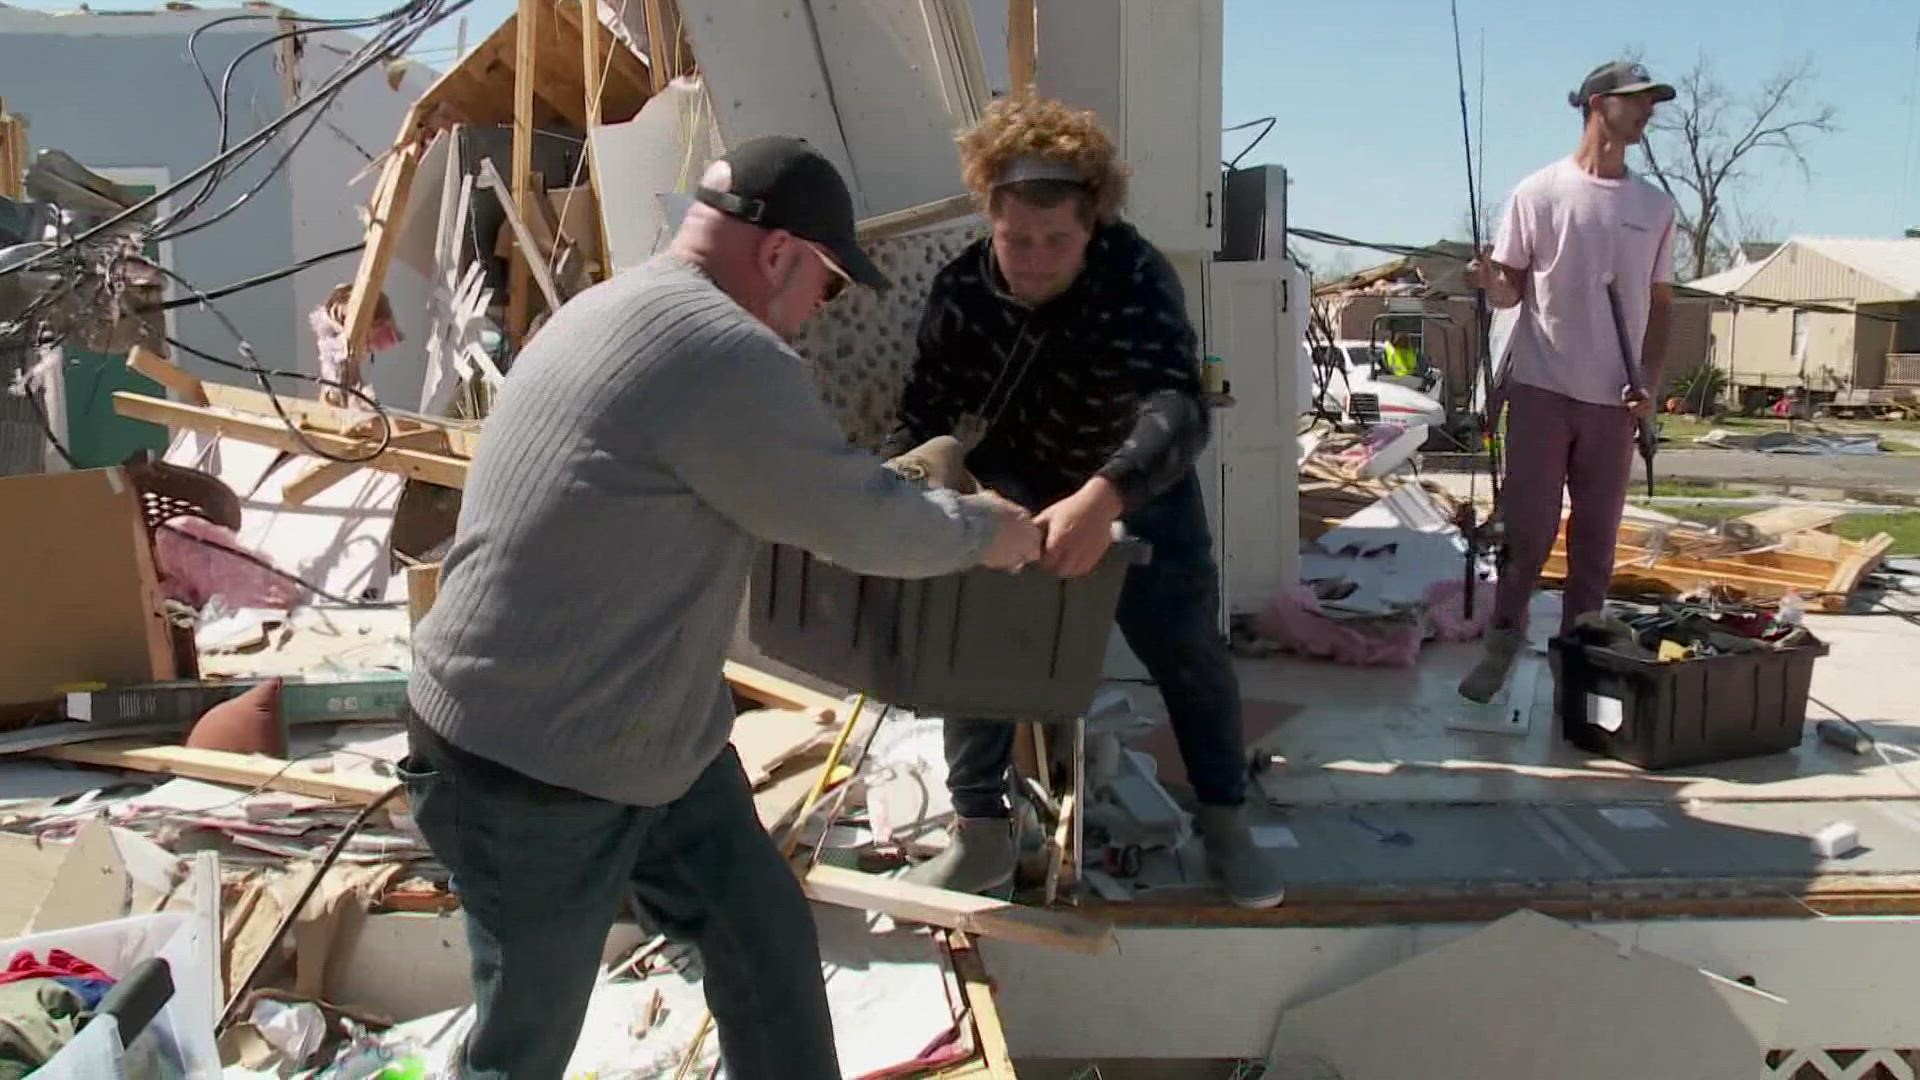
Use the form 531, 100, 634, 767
0, 0, 476, 278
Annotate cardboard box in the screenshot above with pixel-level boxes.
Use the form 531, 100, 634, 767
0, 467, 178, 712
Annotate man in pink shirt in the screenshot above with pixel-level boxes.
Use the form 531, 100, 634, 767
1459, 60, 1678, 701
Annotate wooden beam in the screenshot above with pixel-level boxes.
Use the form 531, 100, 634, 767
34, 741, 402, 808
280, 428, 453, 506
578, 0, 613, 283
479, 159, 564, 313
126, 345, 207, 406
857, 194, 977, 243
802, 864, 1117, 955
722, 661, 844, 722
945, 932, 1018, 1080
112, 393, 470, 490
407, 562, 442, 631
642, 0, 674, 94
509, 0, 540, 346
197, 382, 484, 459
343, 126, 425, 361
1007, 0, 1035, 93
1821, 531, 1894, 608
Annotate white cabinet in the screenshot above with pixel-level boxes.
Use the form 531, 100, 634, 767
1210, 260, 1304, 613
1036, 0, 1224, 254
1101, 255, 1303, 680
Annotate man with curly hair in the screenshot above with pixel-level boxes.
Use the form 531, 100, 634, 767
880, 95, 1286, 909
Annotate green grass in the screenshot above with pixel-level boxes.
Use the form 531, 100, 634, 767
1834, 513, 1920, 554
1633, 501, 1920, 555
1656, 415, 1920, 453
1646, 479, 1757, 499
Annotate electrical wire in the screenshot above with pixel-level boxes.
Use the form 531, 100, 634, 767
156, 261, 397, 465
141, 242, 365, 311
1222, 116, 1277, 172
160, 6, 430, 241
164, 1, 446, 234
1808, 695, 1920, 800
0, 0, 475, 278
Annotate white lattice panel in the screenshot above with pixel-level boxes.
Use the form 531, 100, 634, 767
1769, 1048, 1920, 1080
791, 215, 984, 450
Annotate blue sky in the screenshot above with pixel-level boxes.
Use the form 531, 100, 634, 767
18, 0, 1917, 274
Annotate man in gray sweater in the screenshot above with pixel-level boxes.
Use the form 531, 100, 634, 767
403, 137, 1041, 1080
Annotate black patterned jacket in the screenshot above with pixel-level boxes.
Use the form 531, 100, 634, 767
879, 220, 1209, 514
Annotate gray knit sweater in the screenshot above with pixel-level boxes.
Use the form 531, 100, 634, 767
409, 254, 994, 806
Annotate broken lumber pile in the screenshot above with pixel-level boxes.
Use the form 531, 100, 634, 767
1543, 507, 1894, 612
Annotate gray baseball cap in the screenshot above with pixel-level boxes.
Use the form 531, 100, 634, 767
1569, 60, 1676, 109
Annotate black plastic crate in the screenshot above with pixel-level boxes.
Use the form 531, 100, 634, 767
1549, 633, 1828, 770
747, 541, 1145, 722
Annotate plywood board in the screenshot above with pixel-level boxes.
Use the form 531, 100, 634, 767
676, 0, 865, 214
0, 468, 177, 709
732, 708, 836, 788
1265, 909, 1785, 1080
803, 865, 1117, 955
807, 0, 976, 216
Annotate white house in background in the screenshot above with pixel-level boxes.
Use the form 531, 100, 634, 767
0, 4, 435, 468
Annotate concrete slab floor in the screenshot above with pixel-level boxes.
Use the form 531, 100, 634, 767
1167, 585, 1920, 807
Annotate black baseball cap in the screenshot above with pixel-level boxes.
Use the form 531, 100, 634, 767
1568, 60, 1676, 109
692, 136, 889, 290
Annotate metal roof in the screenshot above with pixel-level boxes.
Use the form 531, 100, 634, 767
1783, 237, 1920, 300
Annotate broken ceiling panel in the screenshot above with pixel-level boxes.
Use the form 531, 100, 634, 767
807, 0, 982, 216
676, 0, 864, 214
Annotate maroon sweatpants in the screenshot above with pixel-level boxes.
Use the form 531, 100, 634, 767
1492, 381, 1637, 635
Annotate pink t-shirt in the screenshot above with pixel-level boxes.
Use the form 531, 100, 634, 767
1491, 157, 1676, 408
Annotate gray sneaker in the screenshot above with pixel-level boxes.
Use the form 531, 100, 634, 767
1458, 627, 1527, 703
1197, 803, 1286, 909
902, 816, 1016, 896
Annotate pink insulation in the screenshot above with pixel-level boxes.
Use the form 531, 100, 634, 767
154, 517, 304, 611
1252, 586, 1424, 668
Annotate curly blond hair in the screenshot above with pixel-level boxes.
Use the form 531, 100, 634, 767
956, 94, 1129, 223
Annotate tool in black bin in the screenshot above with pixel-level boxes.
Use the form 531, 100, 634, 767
1604, 277, 1658, 500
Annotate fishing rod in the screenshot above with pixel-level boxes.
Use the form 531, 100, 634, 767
1449, 0, 1502, 619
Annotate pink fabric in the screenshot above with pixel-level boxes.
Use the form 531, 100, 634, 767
1254, 587, 1424, 668
1493, 381, 1636, 635
155, 517, 304, 611
1424, 577, 1495, 642
1493, 157, 1677, 407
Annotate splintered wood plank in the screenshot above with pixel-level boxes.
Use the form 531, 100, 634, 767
1821, 531, 1895, 610
113, 393, 469, 490
945, 932, 1017, 1080
407, 562, 442, 631
34, 742, 402, 808
280, 428, 452, 506
344, 128, 425, 360
126, 344, 207, 406
1733, 505, 1846, 537
197, 383, 482, 459
803, 864, 1116, 956
722, 661, 844, 721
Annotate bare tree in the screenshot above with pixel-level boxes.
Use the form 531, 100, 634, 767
1634, 54, 1837, 280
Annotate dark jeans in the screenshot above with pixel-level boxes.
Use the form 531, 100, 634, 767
400, 717, 837, 1080
947, 471, 1247, 818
